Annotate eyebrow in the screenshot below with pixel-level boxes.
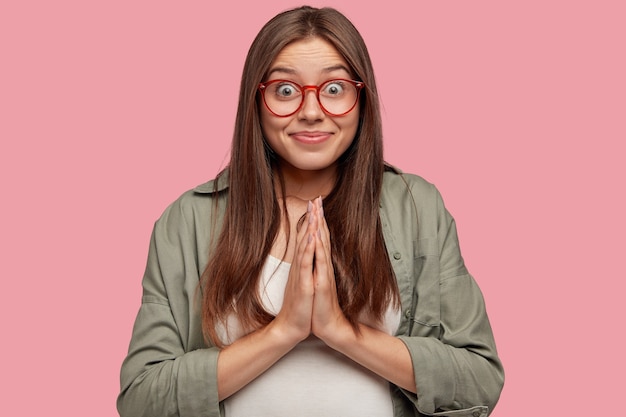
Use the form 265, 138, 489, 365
266, 64, 352, 79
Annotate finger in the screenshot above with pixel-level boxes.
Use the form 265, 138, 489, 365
294, 216, 318, 277
294, 235, 315, 278
315, 197, 330, 237
294, 202, 312, 245
294, 201, 316, 254
314, 196, 332, 259
313, 230, 327, 275
313, 226, 335, 282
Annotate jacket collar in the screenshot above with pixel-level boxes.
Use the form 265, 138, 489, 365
193, 168, 230, 194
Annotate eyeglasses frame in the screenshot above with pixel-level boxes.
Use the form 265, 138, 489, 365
258, 78, 365, 117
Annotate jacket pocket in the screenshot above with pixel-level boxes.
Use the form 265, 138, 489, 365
428, 405, 489, 417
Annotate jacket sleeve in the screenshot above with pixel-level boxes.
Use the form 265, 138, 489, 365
396, 184, 504, 416
117, 196, 222, 417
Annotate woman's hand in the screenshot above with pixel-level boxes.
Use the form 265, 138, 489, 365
309, 197, 353, 345
306, 197, 416, 393
271, 200, 318, 344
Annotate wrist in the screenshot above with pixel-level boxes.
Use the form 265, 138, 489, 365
267, 317, 309, 349
316, 317, 357, 351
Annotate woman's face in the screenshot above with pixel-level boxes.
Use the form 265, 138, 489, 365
260, 37, 360, 178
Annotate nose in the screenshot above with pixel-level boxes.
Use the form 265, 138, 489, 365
298, 87, 324, 121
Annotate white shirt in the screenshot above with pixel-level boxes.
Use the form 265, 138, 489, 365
220, 255, 401, 417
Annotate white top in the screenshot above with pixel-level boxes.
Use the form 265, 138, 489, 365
219, 255, 401, 417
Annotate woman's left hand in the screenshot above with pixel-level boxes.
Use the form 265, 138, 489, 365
307, 197, 417, 393
309, 197, 352, 345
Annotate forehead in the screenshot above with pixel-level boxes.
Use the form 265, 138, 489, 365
268, 37, 351, 77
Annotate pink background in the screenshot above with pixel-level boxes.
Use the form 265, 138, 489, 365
1, 0, 624, 415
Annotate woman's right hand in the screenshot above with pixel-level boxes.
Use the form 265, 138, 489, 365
217, 202, 318, 400
271, 201, 317, 344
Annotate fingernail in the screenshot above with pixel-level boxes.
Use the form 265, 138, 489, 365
307, 234, 313, 244
318, 197, 324, 217
317, 229, 321, 238
307, 200, 313, 213
309, 212, 314, 224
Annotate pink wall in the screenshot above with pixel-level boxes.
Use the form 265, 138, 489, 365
2, 1, 624, 415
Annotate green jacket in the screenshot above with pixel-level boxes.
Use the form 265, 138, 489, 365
118, 168, 504, 417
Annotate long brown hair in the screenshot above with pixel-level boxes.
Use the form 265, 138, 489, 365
201, 6, 399, 346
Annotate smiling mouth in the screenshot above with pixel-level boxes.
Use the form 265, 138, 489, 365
289, 132, 333, 144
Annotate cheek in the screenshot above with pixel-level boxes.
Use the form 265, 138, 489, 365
342, 109, 360, 138
259, 107, 277, 138
259, 105, 270, 133
259, 107, 290, 148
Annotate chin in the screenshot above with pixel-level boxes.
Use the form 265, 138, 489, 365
293, 157, 339, 171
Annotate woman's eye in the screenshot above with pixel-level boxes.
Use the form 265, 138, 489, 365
323, 81, 345, 95
276, 83, 298, 97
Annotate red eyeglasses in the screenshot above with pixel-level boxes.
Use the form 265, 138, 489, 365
258, 79, 364, 117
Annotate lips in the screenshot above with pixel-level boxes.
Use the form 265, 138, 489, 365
289, 131, 333, 144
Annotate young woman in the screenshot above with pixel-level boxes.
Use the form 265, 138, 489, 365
118, 6, 504, 417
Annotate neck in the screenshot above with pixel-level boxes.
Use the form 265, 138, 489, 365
274, 163, 337, 201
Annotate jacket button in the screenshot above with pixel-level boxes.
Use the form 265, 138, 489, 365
472, 411, 481, 417
404, 309, 411, 318
393, 252, 401, 260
